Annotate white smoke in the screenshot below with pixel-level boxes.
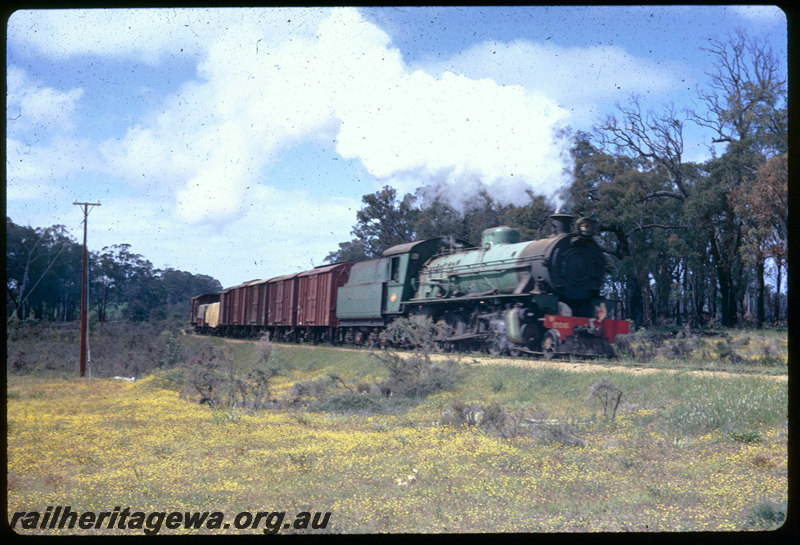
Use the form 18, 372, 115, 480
334, 68, 573, 209
97, 8, 576, 223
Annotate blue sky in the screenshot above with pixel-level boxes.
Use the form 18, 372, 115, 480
6, 6, 787, 288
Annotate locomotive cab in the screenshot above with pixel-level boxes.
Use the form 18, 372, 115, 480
336, 236, 469, 327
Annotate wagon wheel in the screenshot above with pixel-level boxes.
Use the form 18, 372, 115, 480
542, 329, 560, 359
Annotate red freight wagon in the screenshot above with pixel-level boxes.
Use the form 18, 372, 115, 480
267, 273, 299, 339
245, 278, 270, 328
296, 262, 353, 330
219, 281, 253, 335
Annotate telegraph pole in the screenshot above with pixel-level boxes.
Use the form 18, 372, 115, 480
74, 201, 100, 377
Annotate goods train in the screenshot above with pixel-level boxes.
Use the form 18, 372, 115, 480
191, 214, 630, 357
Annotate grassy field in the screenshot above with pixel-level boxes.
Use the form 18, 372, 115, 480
6, 331, 789, 534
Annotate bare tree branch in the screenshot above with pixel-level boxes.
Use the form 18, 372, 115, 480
595, 96, 689, 200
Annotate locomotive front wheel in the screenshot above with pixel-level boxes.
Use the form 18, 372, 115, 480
542, 329, 560, 359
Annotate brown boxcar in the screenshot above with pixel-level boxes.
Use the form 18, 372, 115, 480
296, 263, 353, 328
218, 280, 253, 333
245, 278, 270, 328
190, 292, 220, 328
266, 273, 300, 329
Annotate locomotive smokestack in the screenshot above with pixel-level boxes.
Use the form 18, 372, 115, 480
550, 214, 575, 235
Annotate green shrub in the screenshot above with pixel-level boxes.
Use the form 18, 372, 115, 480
370, 317, 463, 397
714, 337, 744, 363
156, 330, 184, 368
371, 350, 461, 397
181, 335, 278, 411
585, 377, 623, 421
747, 501, 786, 529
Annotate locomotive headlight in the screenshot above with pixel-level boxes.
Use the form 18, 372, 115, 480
576, 217, 596, 237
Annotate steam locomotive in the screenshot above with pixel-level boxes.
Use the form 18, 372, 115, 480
191, 214, 629, 357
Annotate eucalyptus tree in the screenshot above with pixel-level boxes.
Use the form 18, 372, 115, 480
690, 30, 787, 326
585, 30, 786, 327
325, 185, 418, 264
562, 134, 690, 326
6, 219, 81, 321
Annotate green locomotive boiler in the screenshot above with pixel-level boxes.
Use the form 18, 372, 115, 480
335, 214, 630, 357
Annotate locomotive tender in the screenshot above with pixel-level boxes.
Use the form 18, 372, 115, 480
191, 214, 629, 357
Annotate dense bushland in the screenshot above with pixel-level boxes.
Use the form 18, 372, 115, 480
6, 320, 187, 378
6, 218, 222, 323
614, 327, 787, 368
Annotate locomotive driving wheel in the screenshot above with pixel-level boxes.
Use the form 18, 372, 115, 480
542, 329, 560, 359
485, 319, 509, 356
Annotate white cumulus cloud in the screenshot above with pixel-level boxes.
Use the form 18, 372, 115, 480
95, 7, 577, 224
8, 8, 328, 64
418, 39, 683, 121
335, 69, 571, 203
